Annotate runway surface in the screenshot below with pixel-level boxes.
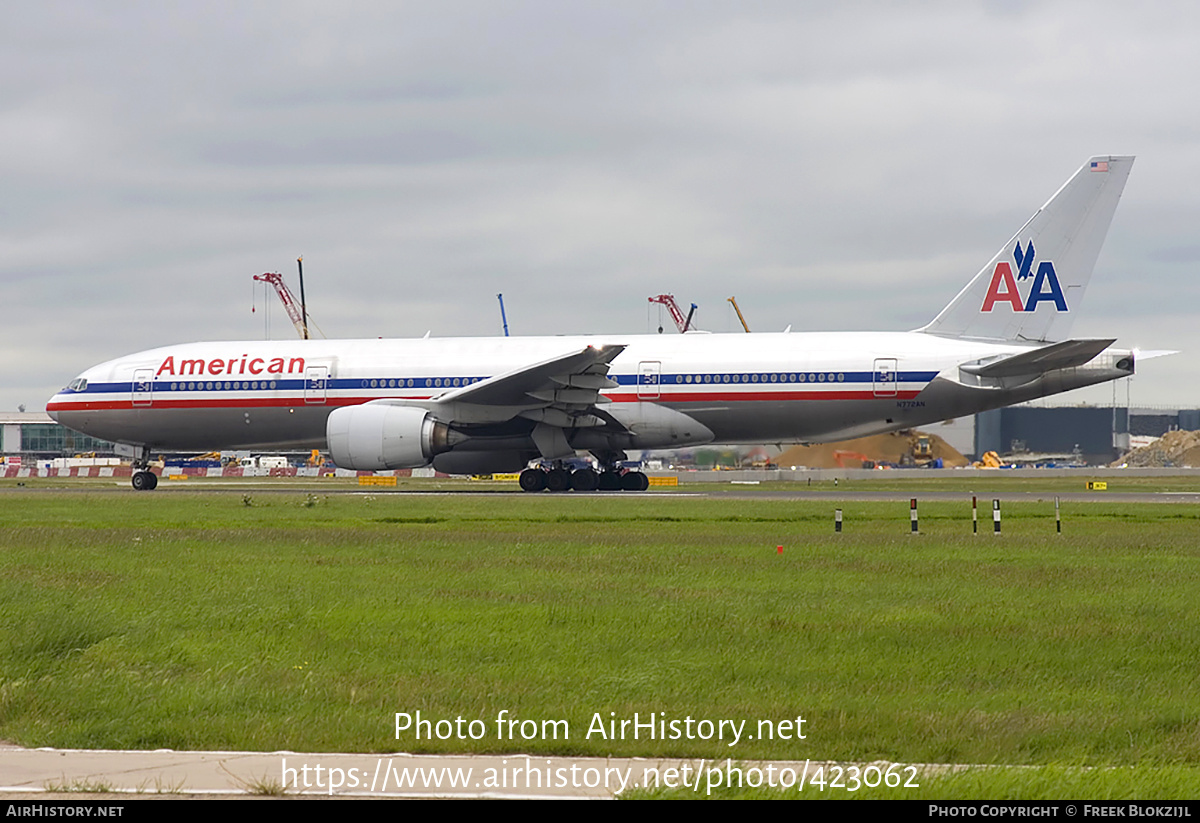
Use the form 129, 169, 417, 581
5, 484, 1198, 504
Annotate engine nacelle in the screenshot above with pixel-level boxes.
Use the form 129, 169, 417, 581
326, 403, 453, 470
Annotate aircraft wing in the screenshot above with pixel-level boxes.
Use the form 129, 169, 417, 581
377, 344, 625, 427
960, 338, 1116, 378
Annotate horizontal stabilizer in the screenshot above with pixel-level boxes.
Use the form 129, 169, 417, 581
1132, 349, 1179, 361
960, 338, 1116, 378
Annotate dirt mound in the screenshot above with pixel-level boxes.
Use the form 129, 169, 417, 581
1114, 429, 1200, 467
776, 430, 968, 469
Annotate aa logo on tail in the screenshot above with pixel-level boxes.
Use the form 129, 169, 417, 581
980, 241, 1068, 313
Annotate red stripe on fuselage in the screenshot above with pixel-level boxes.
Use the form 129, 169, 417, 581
47, 388, 922, 413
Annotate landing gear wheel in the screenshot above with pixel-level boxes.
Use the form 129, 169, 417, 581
545, 468, 572, 493
597, 470, 622, 491
147, 471, 158, 490
570, 469, 598, 492
132, 471, 155, 491
621, 470, 649, 491
519, 468, 547, 492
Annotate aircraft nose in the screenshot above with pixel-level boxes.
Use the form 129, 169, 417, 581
46, 393, 64, 423
46, 389, 75, 424
47, 404, 88, 436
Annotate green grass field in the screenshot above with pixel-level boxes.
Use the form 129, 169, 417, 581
2, 486, 1198, 797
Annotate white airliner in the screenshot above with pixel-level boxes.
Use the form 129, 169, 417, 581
50, 156, 1144, 492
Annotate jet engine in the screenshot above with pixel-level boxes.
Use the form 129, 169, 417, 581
326, 403, 456, 470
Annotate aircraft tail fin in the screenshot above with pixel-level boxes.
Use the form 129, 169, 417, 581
919, 156, 1133, 342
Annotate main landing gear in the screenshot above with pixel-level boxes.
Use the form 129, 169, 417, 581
518, 462, 650, 493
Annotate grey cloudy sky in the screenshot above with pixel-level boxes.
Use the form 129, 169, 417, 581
3, 1, 1196, 412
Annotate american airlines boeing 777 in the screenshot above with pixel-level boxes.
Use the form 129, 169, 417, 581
49, 156, 1144, 491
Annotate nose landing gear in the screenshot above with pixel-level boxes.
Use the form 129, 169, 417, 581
131, 470, 158, 491
128, 445, 159, 491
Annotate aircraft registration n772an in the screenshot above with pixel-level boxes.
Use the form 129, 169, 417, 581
50, 155, 1147, 491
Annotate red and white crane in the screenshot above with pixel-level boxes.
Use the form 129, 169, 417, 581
647, 294, 697, 333
253, 271, 315, 339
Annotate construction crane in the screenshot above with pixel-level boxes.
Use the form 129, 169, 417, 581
727, 296, 751, 332
648, 294, 697, 334
253, 270, 321, 339
497, 293, 510, 336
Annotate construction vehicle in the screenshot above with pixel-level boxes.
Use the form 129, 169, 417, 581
973, 451, 1003, 468
648, 294, 697, 333
912, 435, 933, 462
727, 296, 751, 332
894, 431, 941, 467
833, 450, 876, 469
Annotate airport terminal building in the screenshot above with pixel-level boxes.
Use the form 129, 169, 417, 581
1, 412, 115, 460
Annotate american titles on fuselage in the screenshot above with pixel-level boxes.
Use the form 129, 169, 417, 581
154, 355, 307, 378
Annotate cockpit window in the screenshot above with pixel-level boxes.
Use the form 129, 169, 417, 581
65, 378, 88, 392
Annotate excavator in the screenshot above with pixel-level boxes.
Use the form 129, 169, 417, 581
833, 450, 876, 469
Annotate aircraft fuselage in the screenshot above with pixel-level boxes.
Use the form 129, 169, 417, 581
47, 330, 1132, 453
